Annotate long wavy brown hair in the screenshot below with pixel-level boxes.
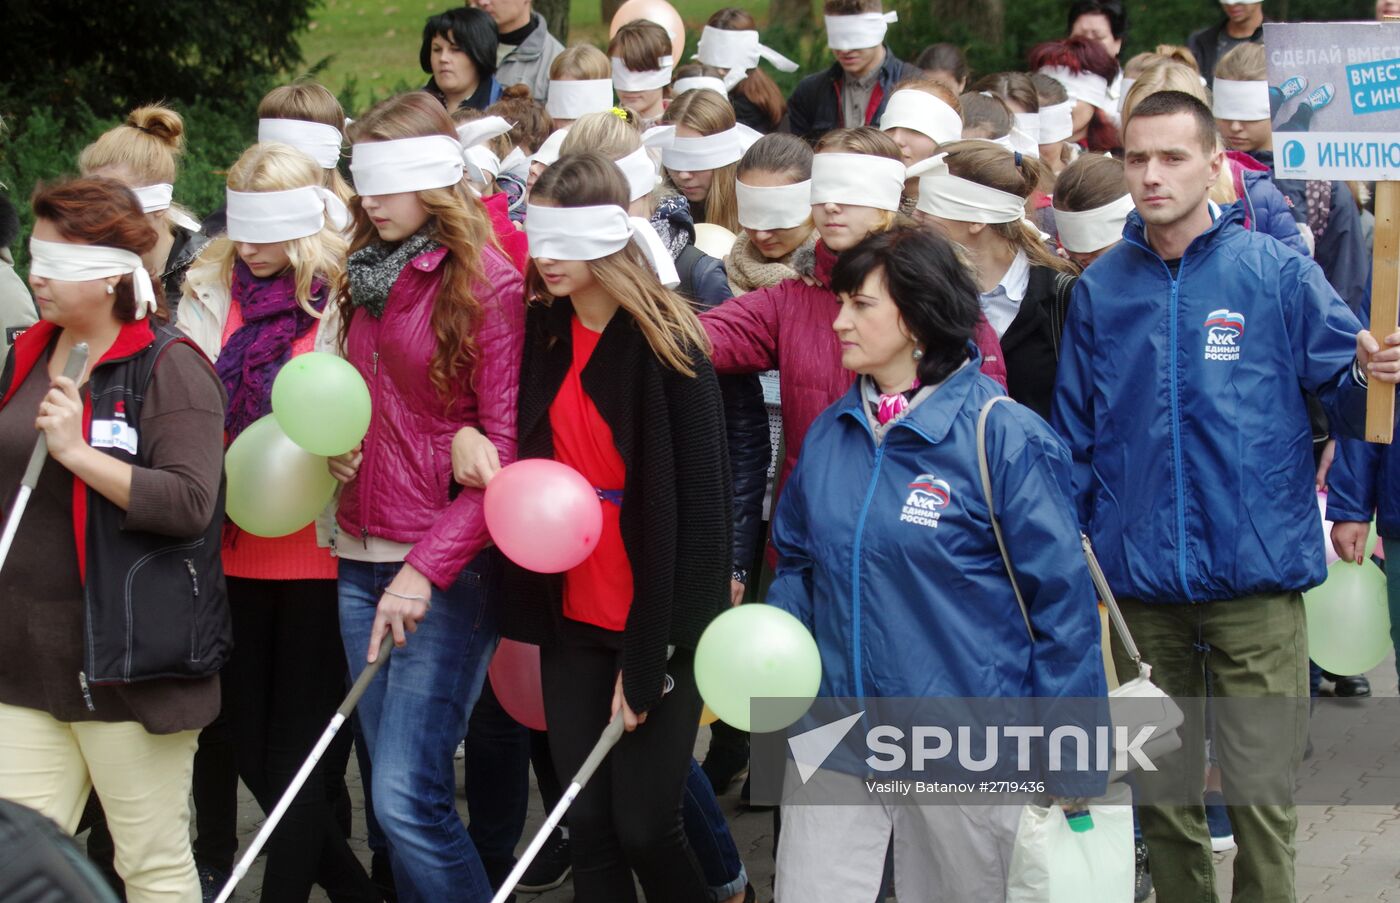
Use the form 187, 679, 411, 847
342, 92, 500, 402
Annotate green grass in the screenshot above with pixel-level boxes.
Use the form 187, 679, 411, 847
299, 0, 775, 112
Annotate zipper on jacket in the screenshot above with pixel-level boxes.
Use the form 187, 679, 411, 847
371, 351, 379, 374
849, 438, 888, 701
78, 672, 95, 712
185, 559, 200, 661
1123, 230, 1197, 602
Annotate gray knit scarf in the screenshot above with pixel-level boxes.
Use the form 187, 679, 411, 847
347, 226, 441, 318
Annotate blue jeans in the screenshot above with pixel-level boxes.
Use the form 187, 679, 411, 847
339, 553, 501, 903
683, 757, 748, 901
1386, 558, 1400, 687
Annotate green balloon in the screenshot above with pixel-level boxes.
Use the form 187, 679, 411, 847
225, 415, 338, 538
1303, 560, 1392, 675
271, 352, 372, 457
1366, 519, 1379, 559
694, 604, 822, 733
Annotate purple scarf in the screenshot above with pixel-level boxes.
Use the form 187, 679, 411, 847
217, 261, 326, 441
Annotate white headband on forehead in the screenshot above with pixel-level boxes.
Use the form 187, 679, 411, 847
525, 203, 679, 287
457, 117, 515, 185
30, 237, 158, 319
226, 185, 350, 243
500, 146, 531, 181
824, 11, 897, 51
810, 152, 906, 212
672, 76, 729, 98
130, 183, 203, 232
1009, 113, 1041, 158
878, 90, 963, 145
693, 26, 800, 90
612, 55, 674, 92
1213, 79, 1270, 122
258, 119, 342, 169
616, 146, 661, 201
531, 128, 570, 167
546, 80, 614, 120
908, 154, 1031, 226
350, 135, 463, 196
1039, 99, 1075, 143
1040, 65, 1114, 113
736, 178, 812, 230
656, 123, 761, 172
1054, 194, 1133, 254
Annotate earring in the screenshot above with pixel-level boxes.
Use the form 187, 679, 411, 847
912, 347, 924, 361
106, 285, 114, 295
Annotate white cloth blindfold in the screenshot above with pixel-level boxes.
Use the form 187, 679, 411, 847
30, 237, 158, 319
1040, 65, 1114, 113
546, 80, 614, 120
226, 185, 350, 243
531, 128, 570, 167
1038, 99, 1075, 143
500, 146, 531, 181
612, 56, 674, 92
258, 119, 342, 169
878, 89, 963, 145
736, 178, 812, 230
129, 183, 203, 232
909, 154, 1032, 227
1117, 77, 1136, 115
463, 146, 502, 184
693, 26, 799, 90
656, 123, 760, 172
456, 117, 515, 184
824, 11, 897, 51
525, 204, 679, 287
616, 146, 661, 201
1054, 194, 1134, 254
672, 76, 729, 97
351, 135, 463, 196
1213, 79, 1270, 122
810, 153, 906, 212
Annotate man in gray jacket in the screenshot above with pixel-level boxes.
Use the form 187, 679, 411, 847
472, 0, 564, 102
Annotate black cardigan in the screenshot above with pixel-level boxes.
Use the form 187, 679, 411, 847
999, 265, 1077, 422
499, 299, 733, 712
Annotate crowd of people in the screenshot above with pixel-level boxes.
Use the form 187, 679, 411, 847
1, 1, 1399, 902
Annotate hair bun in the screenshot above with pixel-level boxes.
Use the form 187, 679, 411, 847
126, 105, 186, 156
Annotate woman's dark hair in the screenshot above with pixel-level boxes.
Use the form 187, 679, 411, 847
487, 84, 554, 153
420, 7, 498, 81
973, 72, 1039, 114
1067, 0, 1126, 42
31, 177, 163, 323
830, 226, 981, 386
915, 43, 969, 86
1053, 152, 1126, 212
738, 132, 813, 181
958, 92, 1012, 139
706, 8, 786, 129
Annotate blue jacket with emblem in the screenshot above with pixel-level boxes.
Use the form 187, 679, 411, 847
1051, 204, 1366, 604
768, 353, 1106, 710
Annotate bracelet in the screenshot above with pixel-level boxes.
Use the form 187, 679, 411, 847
384, 589, 427, 602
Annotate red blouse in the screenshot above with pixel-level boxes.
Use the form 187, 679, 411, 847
548, 315, 633, 631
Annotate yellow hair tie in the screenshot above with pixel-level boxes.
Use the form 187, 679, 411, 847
609, 107, 630, 121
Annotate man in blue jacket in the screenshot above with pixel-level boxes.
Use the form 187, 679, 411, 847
1051, 90, 1367, 903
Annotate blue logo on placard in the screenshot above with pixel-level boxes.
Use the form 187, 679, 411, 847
1283, 141, 1306, 169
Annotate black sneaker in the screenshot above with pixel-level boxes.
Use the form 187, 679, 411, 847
1133, 840, 1153, 902
516, 828, 572, 893
197, 863, 229, 903
371, 851, 398, 902
1333, 675, 1372, 698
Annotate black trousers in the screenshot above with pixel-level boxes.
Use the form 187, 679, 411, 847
540, 638, 709, 903
224, 577, 376, 903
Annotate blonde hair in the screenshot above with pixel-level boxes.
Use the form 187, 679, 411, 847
1215, 42, 1266, 82
258, 81, 353, 205
78, 104, 198, 233
344, 92, 502, 402
939, 140, 1074, 275
528, 153, 710, 376
813, 128, 908, 234
560, 109, 641, 157
662, 90, 740, 232
183, 143, 347, 317
550, 44, 610, 80
1121, 64, 1236, 205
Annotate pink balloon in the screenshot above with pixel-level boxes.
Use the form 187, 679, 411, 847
484, 459, 603, 573
489, 639, 547, 731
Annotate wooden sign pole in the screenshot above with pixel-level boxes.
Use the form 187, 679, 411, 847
1367, 181, 1399, 443
1368, 17, 1400, 444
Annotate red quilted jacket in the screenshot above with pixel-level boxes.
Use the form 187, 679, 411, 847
336, 243, 525, 589
700, 241, 1007, 499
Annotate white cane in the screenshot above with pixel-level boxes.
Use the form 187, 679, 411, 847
213, 635, 394, 903
0, 342, 89, 573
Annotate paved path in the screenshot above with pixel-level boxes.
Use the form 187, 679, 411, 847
216, 652, 1400, 902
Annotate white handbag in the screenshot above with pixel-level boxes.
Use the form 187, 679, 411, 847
1006, 782, 1135, 903
976, 396, 1184, 780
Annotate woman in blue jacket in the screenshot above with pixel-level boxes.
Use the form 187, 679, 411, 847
768, 226, 1106, 901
